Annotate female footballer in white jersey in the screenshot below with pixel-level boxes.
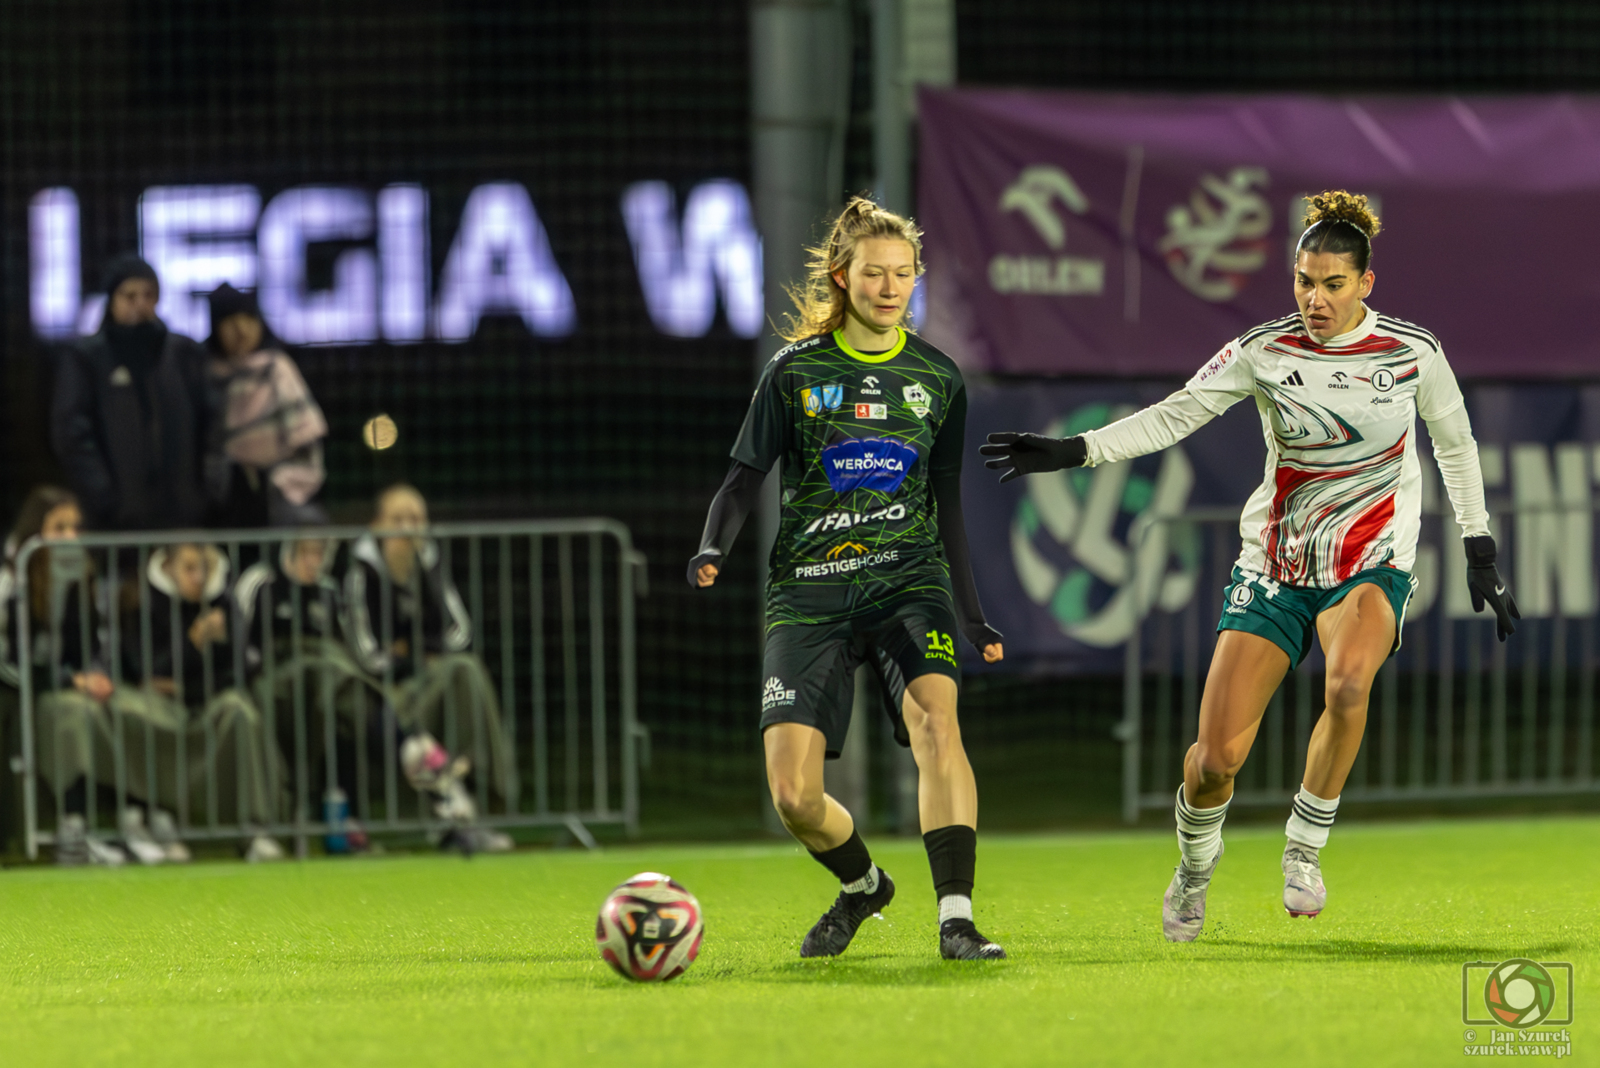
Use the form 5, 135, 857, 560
982, 192, 1519, 941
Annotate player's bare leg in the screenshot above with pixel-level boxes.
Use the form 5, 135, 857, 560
1307, 584, 1396, 798
763, 722, 855, 851
765, 722, 895, 957
1281, 584, 1398, 917
902, 675, 1003, 960
902, 675, 976, 830
1185, 631, 1290, 808
1164, 630, 1287, 941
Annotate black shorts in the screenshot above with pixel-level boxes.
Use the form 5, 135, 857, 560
759, 590, 962, 759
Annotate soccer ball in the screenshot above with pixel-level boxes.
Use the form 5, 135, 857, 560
595, 872, 704, 982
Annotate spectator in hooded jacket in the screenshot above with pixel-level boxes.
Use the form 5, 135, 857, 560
205, 284, 328, 528
114, 542, 287, 859
0, 488, 234, 865
344, 484, 512, 844
0, 487, 141, 863
235, 535, 382, 802
50, 255, 210, 531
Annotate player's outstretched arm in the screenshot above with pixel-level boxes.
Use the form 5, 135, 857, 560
687, 460, 766, 589
979, 433, 1086, 483
980, 388, 1220, 483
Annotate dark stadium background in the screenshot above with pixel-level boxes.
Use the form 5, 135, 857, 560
2, 1, 1595, 842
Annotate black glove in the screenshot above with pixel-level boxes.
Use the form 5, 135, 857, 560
1464, 535, 1519, 642
979, 433, 1088, 483
964, 621, 1004, 654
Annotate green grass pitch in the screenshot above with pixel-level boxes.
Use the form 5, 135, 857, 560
1, 816, 1593, 1067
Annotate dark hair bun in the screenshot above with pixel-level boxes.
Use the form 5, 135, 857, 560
1302, 190, 1381, 238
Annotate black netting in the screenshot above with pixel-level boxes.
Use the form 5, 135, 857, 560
957, 1, 1600, 91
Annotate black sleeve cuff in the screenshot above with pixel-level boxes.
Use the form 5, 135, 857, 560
1464, 534, 1497, 568
963, 622, 1003, 653
686, 550, 723, 589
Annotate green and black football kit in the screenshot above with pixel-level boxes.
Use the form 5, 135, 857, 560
689, 327, 1000, 758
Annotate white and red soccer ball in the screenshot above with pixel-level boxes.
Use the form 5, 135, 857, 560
595, 872, 704, 982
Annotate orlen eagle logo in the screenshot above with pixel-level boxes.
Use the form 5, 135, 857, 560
990, 165, 1104, 296
820, 437, 918, 495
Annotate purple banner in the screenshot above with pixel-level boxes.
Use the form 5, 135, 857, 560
917, 89, 1600, 379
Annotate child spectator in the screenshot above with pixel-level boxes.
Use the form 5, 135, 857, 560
205, 283, 328, 527
344, 484, 511, 851
1, 487, 194, 864
115, 542, 287, 860
235, 536, 382, 806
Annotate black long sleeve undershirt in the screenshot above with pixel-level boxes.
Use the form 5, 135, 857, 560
686, 460, 766, 588
928, 387, 1001, 654
933, 467, 1002, 653
689, 396, 1001, 655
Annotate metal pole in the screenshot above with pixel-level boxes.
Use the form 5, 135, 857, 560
588, 534, 609, 816
1121, 615, 1142, 825
873, 0, 955, 215
530, 536, 549, 815
753, 0, 852, 834
498, 536, 519, 811
618, 539, 641, 837
16, 543, 37, 860
872, 0, 906, 213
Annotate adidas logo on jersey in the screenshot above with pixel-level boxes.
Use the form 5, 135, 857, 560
1280, 370, 1305, 386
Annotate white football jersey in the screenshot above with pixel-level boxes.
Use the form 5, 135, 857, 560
1186, 305, 1465, 588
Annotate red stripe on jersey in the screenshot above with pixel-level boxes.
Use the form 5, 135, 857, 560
1263, 463, 1327, 579
1263, 433, 1409, 583
1271, 333, 1407, 356
1337, 492, 1396, 580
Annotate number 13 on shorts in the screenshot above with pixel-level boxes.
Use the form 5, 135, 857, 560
925, 630, 956, 665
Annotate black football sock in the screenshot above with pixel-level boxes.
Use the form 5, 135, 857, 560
809, 829, 879, 894
923, 824, 976, 923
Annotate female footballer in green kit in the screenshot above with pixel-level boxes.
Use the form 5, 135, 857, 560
691, 197, 1006, 960
983, 192, 1519, 941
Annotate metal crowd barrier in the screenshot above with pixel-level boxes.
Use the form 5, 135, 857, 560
14, 520, 646, 859
1119, 509, 1600, 823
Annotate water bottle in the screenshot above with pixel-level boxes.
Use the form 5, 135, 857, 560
323, 787, 350, 854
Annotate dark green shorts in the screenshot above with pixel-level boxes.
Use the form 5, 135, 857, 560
760, 589, 962, 759
1216, 565, 1417, 670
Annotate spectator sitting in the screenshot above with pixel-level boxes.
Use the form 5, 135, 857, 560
205, 284, 328, 528
50, 255, 209, 531
344, 484, 512, 852
116, 542, 287, 860
235, 535, 382, 804
1, 488, 190, 865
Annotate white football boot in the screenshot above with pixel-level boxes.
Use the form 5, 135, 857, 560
119, 808, 167, 866
1282, 842, 1327, 917
149, 809, 192, 863
1162, 842, 1223, 942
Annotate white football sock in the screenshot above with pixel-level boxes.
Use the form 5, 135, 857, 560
1285, 786, 1339, 849
938, 894, 973, 924
1174, 785, 1229, 871
842, 864, 880, 895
